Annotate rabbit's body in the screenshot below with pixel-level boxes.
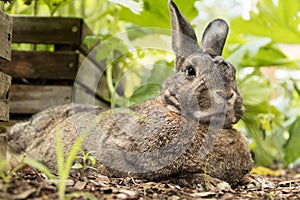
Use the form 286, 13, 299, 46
8, 97, 251, 187
6, 0, 254, 189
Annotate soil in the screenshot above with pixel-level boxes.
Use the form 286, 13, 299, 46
0, 165, 299, 200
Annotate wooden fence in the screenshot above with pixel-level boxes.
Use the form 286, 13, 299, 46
0, 10, 12, 122
0, 16, 113, 121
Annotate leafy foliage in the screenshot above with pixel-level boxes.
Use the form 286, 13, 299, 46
284, 117, 300, 163
228, 0, 300, 166
231, 0, 300, 43
42, 0, 73, 16
118, 0, 197, 28
72, 150, 97, 177
109, 0, 143, 15
55, 127, 86, 200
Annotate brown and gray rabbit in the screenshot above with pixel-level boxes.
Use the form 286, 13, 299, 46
6, 0, 253, 189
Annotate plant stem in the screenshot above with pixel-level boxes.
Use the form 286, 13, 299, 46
33, 0, 38, 15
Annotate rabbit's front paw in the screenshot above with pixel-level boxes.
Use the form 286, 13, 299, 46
240, 174, 274, 189
178, 173, 231, 191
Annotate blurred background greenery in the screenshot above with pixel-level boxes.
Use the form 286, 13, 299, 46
2, 0, 300, 168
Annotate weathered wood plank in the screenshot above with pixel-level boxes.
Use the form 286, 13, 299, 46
12, 16, 91, 46
0, 50, 78, 80
10, 85, 72, 114
0, 72, 11, 121
0, 10, 13, 61
0, 134, 7, 162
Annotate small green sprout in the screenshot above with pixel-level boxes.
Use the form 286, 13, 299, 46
71, 149, 98, 176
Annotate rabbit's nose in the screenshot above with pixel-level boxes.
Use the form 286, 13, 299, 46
216, 91, 234, 100
216, 91, 226, 100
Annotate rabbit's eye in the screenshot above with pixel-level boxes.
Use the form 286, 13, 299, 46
187, 65, 196, 76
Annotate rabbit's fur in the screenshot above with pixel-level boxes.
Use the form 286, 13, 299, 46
6, 0, 253, 188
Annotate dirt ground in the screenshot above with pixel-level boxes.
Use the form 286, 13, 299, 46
0, 165, 299, 200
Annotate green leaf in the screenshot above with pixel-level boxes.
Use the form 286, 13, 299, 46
88, 156, 96, 166
239, 75, 272, 106
293, 80, 300, 97
23, 157, 55, 179
240, 114, 274, 166
130, 83, 161, 105
284, 117, 300, 163
129, 60, 174, 105
231, 0, 300, 43
83, 36, 102, 49
277, 0, 300, 28
96, 37, 129, 62
237, 44, 298, 68
109, 0, 143, 14
118, 0, 198, 28
127, 25, 156, 41
142, 60, 174, 84
71, 163, 83, 169
41, 0, 73, 15
228, 37, 271, 65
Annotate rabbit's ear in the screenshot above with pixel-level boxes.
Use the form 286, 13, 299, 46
169, 0, 199, 72
201, 19, 229, 57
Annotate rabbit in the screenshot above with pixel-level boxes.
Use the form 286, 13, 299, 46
6, 0, 254, 190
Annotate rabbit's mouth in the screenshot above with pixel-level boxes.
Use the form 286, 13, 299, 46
193, 110, 225, 120
163, 89, 181, 114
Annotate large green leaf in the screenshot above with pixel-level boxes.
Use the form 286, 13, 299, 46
231, 0, 300, 43
130, 60, 174, 105
109, 0, 143, 14
118, 0, 198, 28
241, 113, 274, 166
238, 73, 287, 165
241, 102, 285, 166
142, 60, 174, 84
284, 117, 300, 163
130, 83, 161, 105
227, 37, 271, 65
240, 44, 297, 68
238, 75, 272, 106
248, 46, 298, 68
277, 0, 300, 28
228, 37, 298, 68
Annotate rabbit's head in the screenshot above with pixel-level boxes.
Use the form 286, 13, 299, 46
162, 0, 243, 128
